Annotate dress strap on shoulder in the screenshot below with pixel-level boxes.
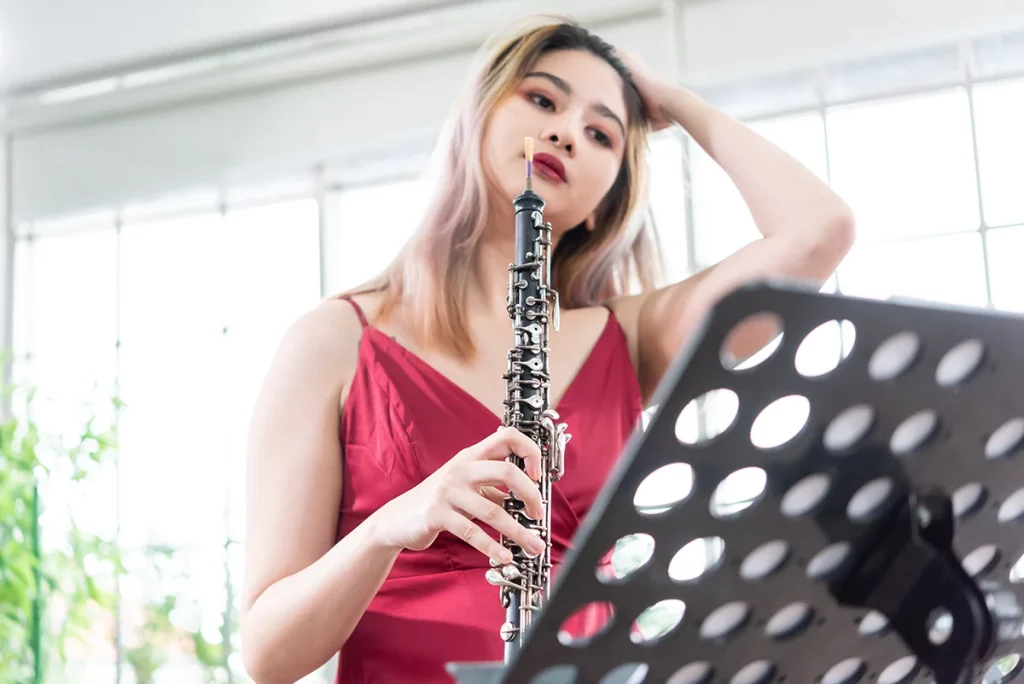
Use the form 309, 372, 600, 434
339, 296, 369, 329
600, 302, 618, 324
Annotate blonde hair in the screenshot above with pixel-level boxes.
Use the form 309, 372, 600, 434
346, 15, 664, 358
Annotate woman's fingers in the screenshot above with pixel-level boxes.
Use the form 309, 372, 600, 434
428, 429, 553, 565
450, 489, 547, 558
437, 508, 512, 565
466, 427, 543, 480
466, 461, 544, 520
479, 485, 507, 507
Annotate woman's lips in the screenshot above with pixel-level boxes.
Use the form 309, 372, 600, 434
532, 152, 566, 183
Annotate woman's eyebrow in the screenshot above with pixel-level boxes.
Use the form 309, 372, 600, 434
524, 71, 626, 135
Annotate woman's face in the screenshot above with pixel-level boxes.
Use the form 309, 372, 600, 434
482, 48, 630, 234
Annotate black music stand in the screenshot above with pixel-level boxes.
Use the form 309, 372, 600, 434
448, 281, 1024, 684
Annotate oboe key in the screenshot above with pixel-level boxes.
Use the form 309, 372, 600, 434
500, 622, 518, 642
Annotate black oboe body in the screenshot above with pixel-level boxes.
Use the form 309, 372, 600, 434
485, 138, 570, 663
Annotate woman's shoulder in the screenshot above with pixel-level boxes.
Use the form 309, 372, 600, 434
285, 295, 365, 353
269, 294, 373, 411
562, 302, 613, 327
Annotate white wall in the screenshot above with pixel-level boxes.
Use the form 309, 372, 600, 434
11, 50, 476, 221
9, 0, 1024, 224
0, 0, 460, 91
9, 7, 668, 223
682, 0, 1024, 85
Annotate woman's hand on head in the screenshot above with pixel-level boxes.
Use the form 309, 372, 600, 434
369, 426, 547, 565
617, 49, 675, 132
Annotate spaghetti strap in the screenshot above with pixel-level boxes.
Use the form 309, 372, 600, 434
339, 296, 369, 329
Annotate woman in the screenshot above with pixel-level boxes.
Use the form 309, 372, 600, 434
239, 15, 854, 684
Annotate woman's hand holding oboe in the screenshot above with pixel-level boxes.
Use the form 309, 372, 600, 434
369, 426, 548, 566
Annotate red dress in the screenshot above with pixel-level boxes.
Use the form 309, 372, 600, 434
334, 296, 643, 683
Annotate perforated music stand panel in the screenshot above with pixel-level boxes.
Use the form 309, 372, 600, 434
482, 281, 1024, 684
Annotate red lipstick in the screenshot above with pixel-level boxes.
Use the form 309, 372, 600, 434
532, 152, 566, 183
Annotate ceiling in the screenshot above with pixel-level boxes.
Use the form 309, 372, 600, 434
0, 0, 469, 93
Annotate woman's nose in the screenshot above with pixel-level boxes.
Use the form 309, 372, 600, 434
546, 131, 574, 155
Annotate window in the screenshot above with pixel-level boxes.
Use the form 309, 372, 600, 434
684, 78, 1017, 488
221, 198, 322, 344
758, 112, 830, 182
11, 186, 321, 682
220, 198, 322, 545
838, 233, 988, 308
118, 211, 232, 550
23, 228, 120, 546
689, 111, 828, 268
689, 136, 753, 269
12, 238, 33, 358
826, 89, 980, 243
973, 77, 1024, 227
323, 177, 432, 295
114, 196, 320, 681
117, 544, 231, 683
987, 225, 1024, 313
23, 229, 119, 436
646, 131, 690, 283
15, 225, 120, 681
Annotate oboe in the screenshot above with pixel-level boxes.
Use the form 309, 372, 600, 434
485, 137, 571, 663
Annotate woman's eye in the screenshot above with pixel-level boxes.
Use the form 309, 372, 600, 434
530, 93, 554, 110
589, 128, 612, 147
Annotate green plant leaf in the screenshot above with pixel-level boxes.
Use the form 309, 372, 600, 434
0, 379, 125, 683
